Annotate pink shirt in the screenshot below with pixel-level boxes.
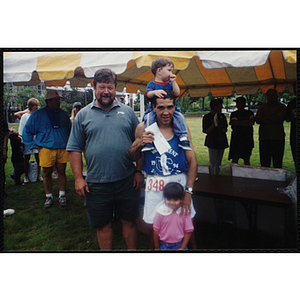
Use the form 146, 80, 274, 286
153, 204, 194, 243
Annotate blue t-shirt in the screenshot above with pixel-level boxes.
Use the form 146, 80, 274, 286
143, 135, 187, 176
22, 106, 71, 150
67, 99, 139, 183
145, 81, 173, 100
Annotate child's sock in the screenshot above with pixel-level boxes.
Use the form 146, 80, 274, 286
46, 193, 53, 198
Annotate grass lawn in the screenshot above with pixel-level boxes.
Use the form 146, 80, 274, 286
3, 118, 295, 251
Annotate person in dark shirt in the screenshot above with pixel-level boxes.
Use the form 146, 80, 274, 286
228, 97, 255, 165
203, 98, 228, 174
8, 129, 25, 185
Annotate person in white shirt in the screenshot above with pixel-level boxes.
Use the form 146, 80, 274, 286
18, 98, 43, 183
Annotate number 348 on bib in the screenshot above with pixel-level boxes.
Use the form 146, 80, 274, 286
146, 178, 165, 192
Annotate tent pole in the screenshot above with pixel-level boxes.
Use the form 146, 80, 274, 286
140, 93, 145, 122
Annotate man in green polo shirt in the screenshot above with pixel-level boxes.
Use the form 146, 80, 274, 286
67, 68, 144, 250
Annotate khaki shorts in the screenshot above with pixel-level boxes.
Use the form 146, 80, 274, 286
39, 147, 69, 168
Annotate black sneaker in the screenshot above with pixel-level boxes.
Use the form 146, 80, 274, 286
178, 140, 192, 151
44, 196, 53, 209
59, 196, 67, 208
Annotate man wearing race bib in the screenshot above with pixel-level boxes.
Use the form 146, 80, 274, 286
129, 90, 198, 249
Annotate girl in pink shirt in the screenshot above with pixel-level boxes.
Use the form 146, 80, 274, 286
153, 182, 194, 250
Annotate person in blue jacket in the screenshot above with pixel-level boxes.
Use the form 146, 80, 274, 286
22, 90, 71, 209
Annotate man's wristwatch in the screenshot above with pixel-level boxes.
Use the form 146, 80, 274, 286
185, 187, 193, 195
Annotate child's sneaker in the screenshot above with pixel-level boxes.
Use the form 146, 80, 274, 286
44, 196, 53, 209
178, 140, 192, 151
37, 175, 43, 182
59, 196, 67, 208
24, 176, 30, 184
141, 143, 155, 152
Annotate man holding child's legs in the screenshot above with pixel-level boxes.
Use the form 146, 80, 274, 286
129, 90, 198, 250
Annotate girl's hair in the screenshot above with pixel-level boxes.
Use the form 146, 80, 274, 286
163, 182, 185, 200
151, 57, 174, 76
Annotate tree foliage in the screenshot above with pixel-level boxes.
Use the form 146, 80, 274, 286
3, 85, 46, 110
3, 84, 94, 118
61, 88, 93, 116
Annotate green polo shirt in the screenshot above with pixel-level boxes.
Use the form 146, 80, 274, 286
67, 99, 139, 183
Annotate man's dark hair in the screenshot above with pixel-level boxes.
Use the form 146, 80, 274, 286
151, 57, 174, 76
152, 90, 175, 107
93, 68, 117, 88
266, 88, 277, 95
163, 182, 185, 200
210, 98, 223, 110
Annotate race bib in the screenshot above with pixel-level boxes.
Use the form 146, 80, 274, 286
146, 177, 166, 192
145, 174, 187, 193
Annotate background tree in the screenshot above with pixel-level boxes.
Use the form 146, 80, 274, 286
61, 88, 85, 116
3, 86, 46, 110
176, 94, 193, 114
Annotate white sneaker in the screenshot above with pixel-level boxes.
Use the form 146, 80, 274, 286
24, 176, 30, 184
44, 196, 53, 209
38, 175, 43, 182
3, 209, 15, 217
59, 196, 67, 208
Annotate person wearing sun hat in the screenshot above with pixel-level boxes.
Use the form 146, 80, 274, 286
22, 90, 72, 209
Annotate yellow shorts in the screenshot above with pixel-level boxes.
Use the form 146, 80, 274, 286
39, 148, 69, 168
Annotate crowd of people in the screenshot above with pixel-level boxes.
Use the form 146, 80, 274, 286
202, 86, 296, 175
3, 58, 297, 251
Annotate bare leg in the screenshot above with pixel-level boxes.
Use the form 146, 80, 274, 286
56, 163, 67, 191
34, 153, 41, 176
97, 222, 114, 250
121, 219, 138, 250
43, 166, 53, 194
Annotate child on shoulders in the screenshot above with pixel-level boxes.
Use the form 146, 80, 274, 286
142, 57, 192, 151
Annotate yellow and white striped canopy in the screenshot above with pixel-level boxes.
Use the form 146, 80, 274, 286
3, 50, 297, 97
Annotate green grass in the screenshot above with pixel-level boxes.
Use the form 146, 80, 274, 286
3, 118, 295, 251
